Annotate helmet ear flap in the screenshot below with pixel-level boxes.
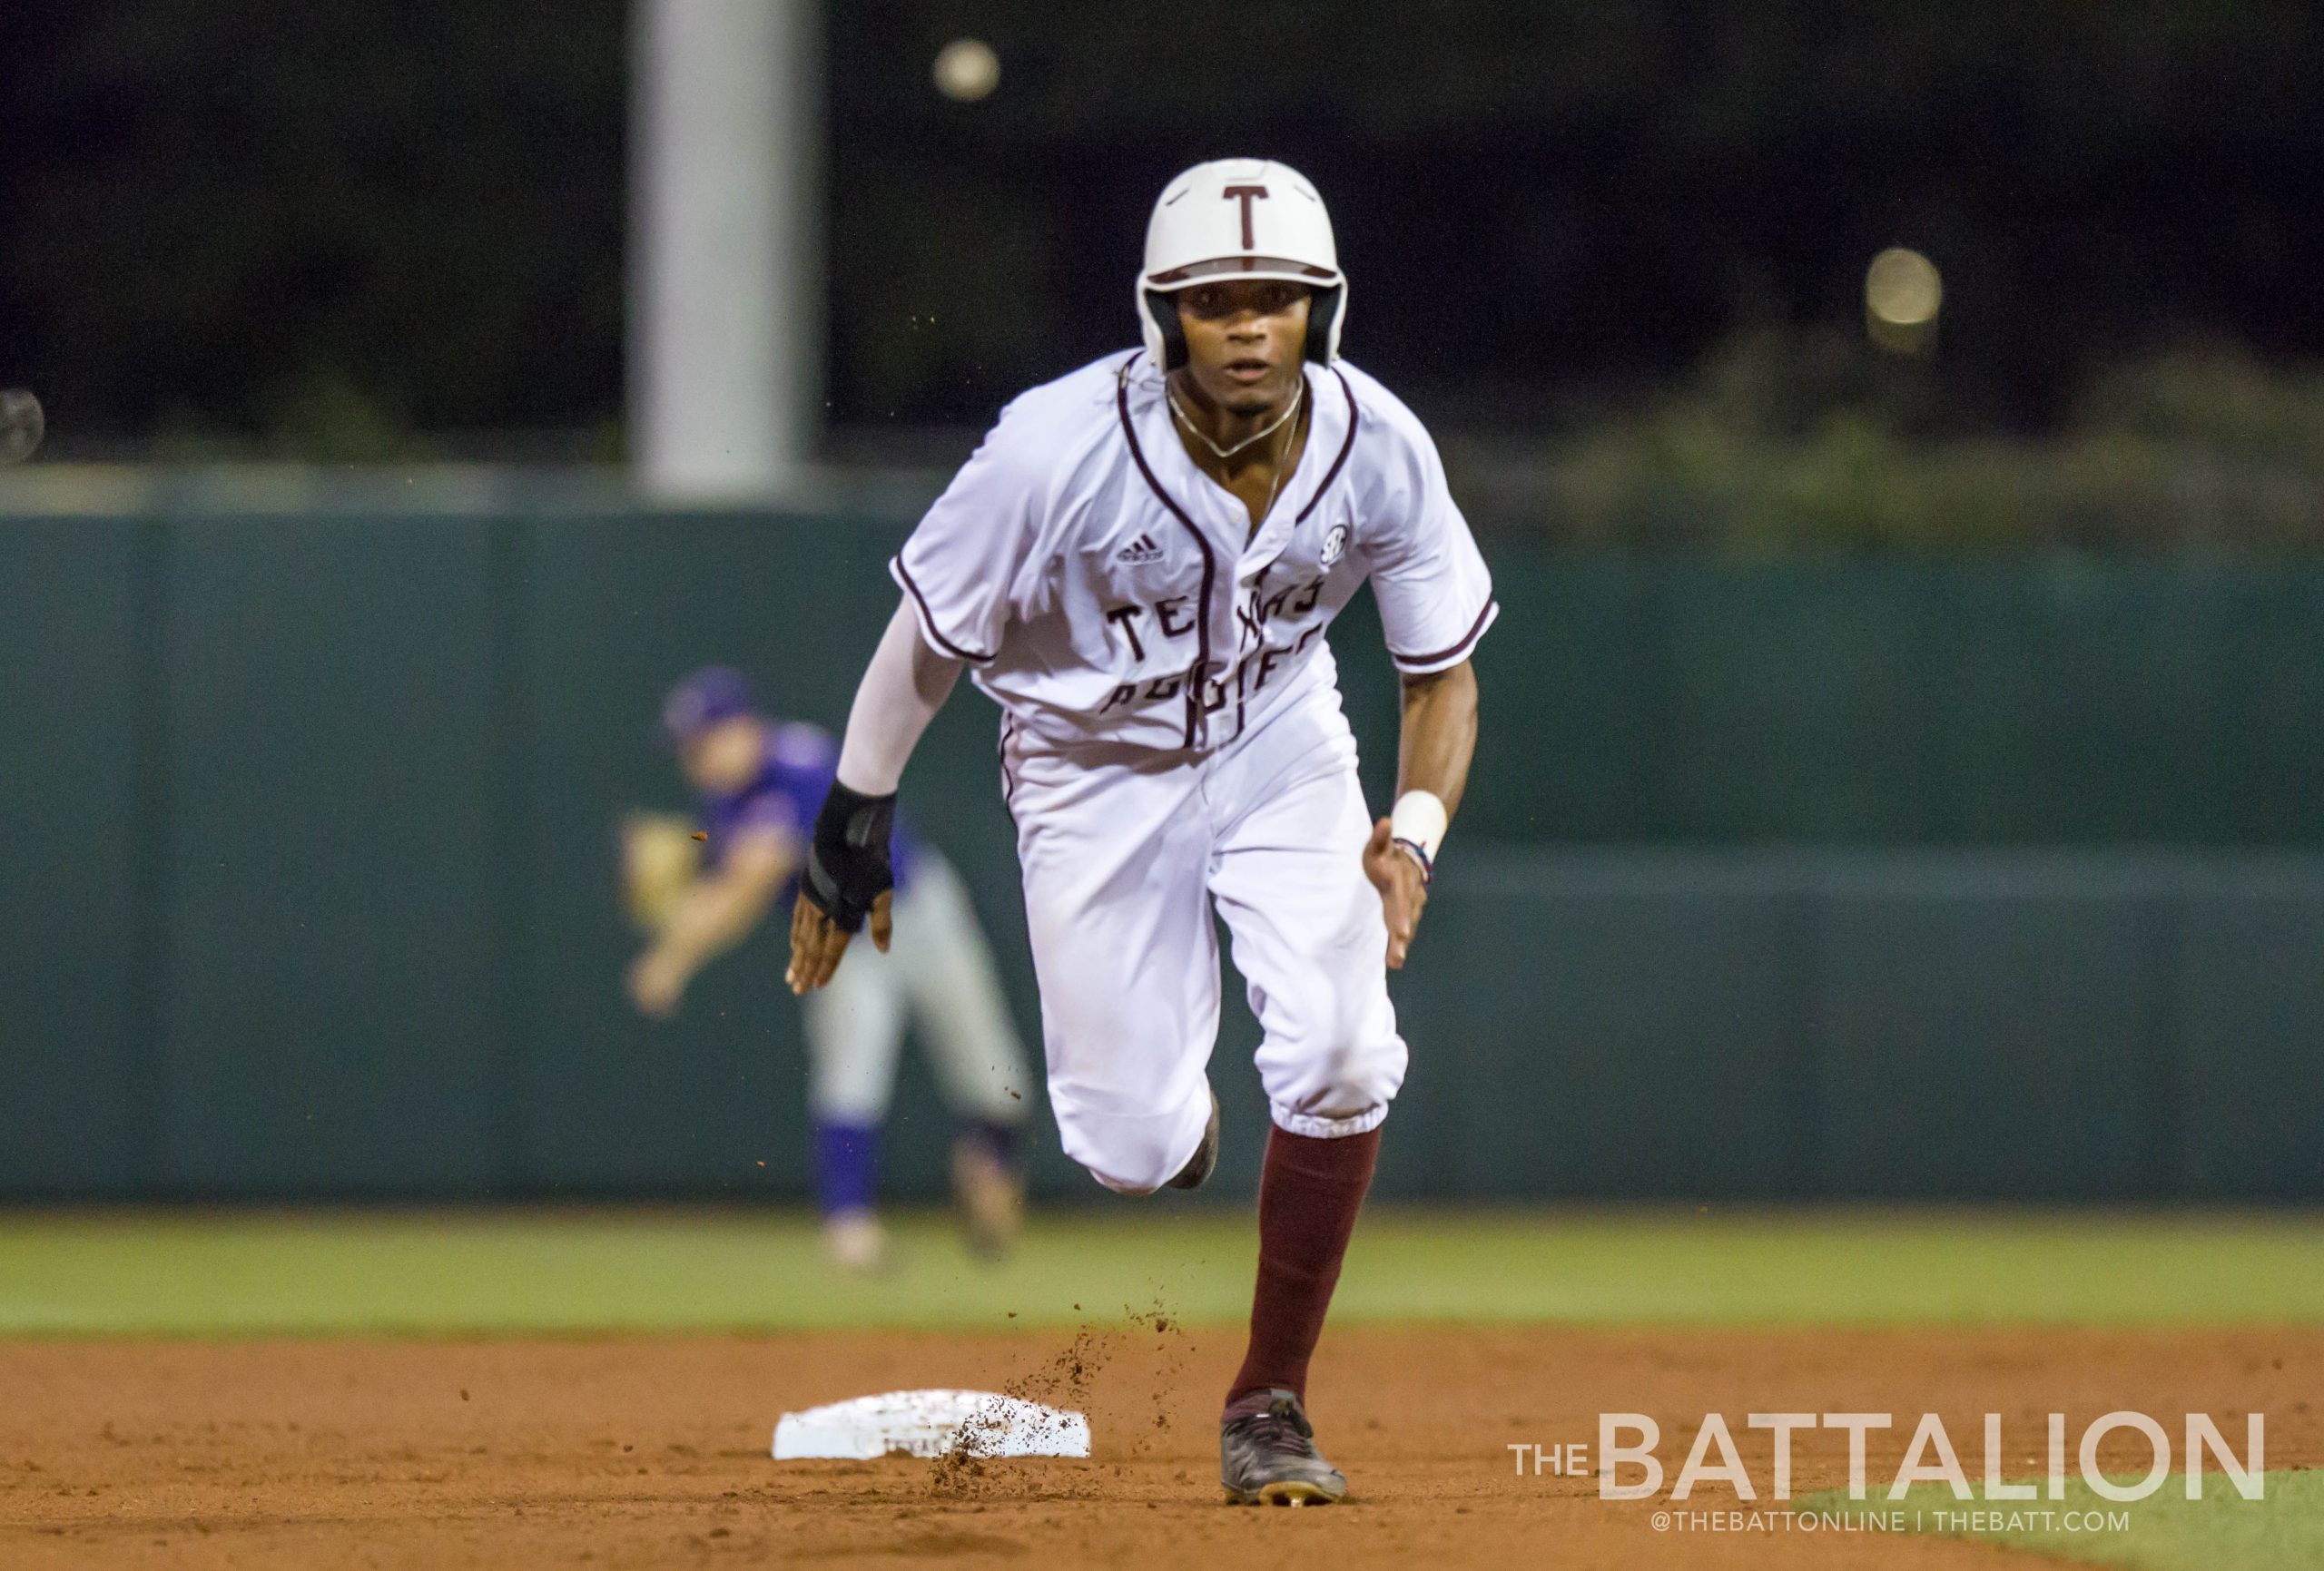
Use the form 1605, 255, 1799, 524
1305, 283, 1344, 364
1142, 290, 1188, 372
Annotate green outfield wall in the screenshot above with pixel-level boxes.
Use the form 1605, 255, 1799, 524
4, 511, 2321, 1202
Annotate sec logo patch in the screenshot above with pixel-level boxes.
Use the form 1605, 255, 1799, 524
1320, 524, 1350, 567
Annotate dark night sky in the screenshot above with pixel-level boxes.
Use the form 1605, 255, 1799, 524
4, 1, 2321, 450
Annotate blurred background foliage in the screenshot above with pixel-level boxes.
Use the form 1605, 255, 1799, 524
1452, 335, 2324, 551
5, 0, 2322, 547
0, 1, 627, 457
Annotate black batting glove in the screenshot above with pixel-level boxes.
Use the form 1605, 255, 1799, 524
802, 781, 896, 934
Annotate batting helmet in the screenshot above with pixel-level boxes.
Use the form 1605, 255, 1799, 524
1137, 158, 1345, 372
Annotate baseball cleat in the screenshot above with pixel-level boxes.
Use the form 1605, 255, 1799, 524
1219, 1388, 1347, 1506
1166, 1087, 1222, 1191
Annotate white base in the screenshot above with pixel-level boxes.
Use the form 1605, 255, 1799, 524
773, 1388, 1091, 1460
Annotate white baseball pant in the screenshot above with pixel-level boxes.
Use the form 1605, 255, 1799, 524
1002, 684, 1406, 1193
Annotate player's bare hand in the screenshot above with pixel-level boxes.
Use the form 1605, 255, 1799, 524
1363, 817, 1428, 969
626, 948, 687, 1018
787, 888, 892, 994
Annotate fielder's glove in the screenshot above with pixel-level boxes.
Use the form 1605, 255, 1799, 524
801, 781, 896, 934
621, 811, 702, 934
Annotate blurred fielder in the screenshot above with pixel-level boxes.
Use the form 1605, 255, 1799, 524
785, 159, 1492, 1503
624, 666, 1032, 1271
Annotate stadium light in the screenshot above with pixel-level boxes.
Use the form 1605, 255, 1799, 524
933, 38, 1000, 102
0, 388, 42, 464
1866, 246, 1941, 356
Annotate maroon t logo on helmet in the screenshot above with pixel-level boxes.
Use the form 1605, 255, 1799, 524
1222, 184, 1269, 250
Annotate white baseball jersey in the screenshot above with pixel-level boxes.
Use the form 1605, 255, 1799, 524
892, 350, 1497, 755
890, 349, 1495, 1193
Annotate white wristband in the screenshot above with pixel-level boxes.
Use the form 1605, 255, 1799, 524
1389, 790, 1448, 879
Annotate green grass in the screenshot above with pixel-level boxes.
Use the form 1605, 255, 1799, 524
1800, 1470, 2324, 1571
1, 1206, 2320, 1336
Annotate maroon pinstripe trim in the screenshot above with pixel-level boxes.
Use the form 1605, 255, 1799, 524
1389, 597, 1497, 670
891, 555, 996, 663
997, 714, 1021, 820
1293, 368, 1360, 524
1116, 359, 1215, 749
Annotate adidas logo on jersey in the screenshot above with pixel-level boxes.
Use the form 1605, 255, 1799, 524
1115, 533, 1165, 565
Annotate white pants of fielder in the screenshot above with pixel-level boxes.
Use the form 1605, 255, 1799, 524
1003, 685, 1407, 1193
802, 850, 1031, 1127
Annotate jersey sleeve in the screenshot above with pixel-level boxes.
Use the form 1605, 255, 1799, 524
728, 788, 803, 846
890, 403, 1049, 663
1365, 407, 1498, 675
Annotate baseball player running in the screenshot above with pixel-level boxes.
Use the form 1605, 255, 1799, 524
786, 159, 1492, 1504
626, 666, 1034, 1271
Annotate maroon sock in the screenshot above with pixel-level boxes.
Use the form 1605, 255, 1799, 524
1226, 1123, 1382, 1410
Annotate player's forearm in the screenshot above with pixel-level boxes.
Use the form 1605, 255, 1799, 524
1394, 660, 1478, 820
835, 598, 964, 795
655, 868, 783, 974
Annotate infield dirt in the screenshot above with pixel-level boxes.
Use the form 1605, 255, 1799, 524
2, 1324, 2313, 1568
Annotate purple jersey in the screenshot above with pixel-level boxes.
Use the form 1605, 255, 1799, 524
699, 722, 918, 898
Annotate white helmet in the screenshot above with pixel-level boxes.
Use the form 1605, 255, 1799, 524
1137, 158, 1346, 371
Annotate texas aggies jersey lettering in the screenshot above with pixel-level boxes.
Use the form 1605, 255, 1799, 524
892, 350, 1497, 753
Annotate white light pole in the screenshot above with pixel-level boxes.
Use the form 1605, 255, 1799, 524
630, 0, 821, 501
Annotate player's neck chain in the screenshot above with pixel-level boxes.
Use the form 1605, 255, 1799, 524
1167, 377, 1305, 462
1251, 394, 1310, 528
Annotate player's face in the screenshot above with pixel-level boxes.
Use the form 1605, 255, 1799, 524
1173, 280, 1311, 416
681, 715, 762, 793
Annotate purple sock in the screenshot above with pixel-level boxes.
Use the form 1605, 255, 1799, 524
813, 1121, 881, 1216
